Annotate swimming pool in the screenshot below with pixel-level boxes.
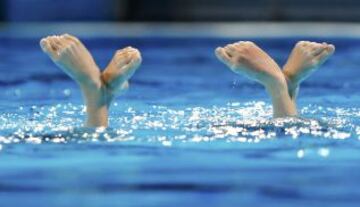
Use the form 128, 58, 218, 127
1, 23, 360, 207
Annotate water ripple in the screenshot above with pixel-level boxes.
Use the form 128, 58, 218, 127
0, 102, 358, 148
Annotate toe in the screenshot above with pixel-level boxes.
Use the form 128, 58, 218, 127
308, 42, 319, 50
42, 37, 61, 59
311, 44, 327, 56
40, 38, 52, 53
48, 37, 60, 51
118, 47, 137, 57
326, 44, 335, 53
128, 49, 142, 67
315, 45, 335, 64
63, 34, 80, 45
236, 41, 246, 46
112, 47, 141, 68
114, 49, 132, 65
224, 44, 237, 56
61, 34, 74, 45
296, 41, 309, 47
215, 47, 232, 65
49, 38, 63, 57
133, 51, 142, 63
53, 36, 64, 47
124, 46, 134, 51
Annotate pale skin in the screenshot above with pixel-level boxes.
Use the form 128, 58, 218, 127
215, 41, 335, 118
40, 34, 142, 127
39, 35, 333, 127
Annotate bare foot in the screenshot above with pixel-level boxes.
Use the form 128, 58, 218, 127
215, 41, 297, 118
40, 34, 142, 127
102, 47, 142, 98
215, 41, 286, 89
283, 41, 335, 98
40, 34, 102, 89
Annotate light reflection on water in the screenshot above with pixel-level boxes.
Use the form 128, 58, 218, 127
0, 101, 357, 149
2, 36, 360, 206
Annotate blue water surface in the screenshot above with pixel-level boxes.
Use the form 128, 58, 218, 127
0, 36, 360, 207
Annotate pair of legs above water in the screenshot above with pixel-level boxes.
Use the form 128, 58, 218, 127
215, 41, 335, 118
40, 34, 142, 127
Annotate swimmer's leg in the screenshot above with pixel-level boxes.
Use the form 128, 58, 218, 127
215, 41, 297, 118
283, 41, 335, 99
40, 34, 107, 127
40, 34, 141, 127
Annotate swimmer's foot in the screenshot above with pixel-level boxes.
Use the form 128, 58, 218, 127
283, 41, 335, 98
215, 41, 297, 117
101, 47, 142, 100
215, 41, 287, 89
40, 34, 108, 127
40, 34, 102, 89
40, 34, 142, 127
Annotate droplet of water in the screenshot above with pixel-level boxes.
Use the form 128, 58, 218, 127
318, 148, 330, 157
162, 140, 172, 147
63, 89, 71, 97
297, 149, 305, 159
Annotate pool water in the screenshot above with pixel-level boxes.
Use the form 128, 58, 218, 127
1, 36, 360, 207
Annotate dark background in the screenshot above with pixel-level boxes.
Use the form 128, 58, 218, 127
0, 0, 359, 22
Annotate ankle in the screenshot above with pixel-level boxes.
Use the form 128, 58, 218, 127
285, 75, 298, 96
266, 85, 288, 101
82, 87, 111, 128
267, 85, 298, 118
83, 75, 103, 90
85, 105, 109, 127
264, 75, 288, 93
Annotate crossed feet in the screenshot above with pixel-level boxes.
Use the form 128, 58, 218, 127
39, 34, 335, 127
216, 41, 335, 118
40, 34, 142, 127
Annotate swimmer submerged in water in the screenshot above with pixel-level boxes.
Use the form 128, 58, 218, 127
40, 34, 141, 127
39, 35, 333, 128
215, 41, 335, 118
